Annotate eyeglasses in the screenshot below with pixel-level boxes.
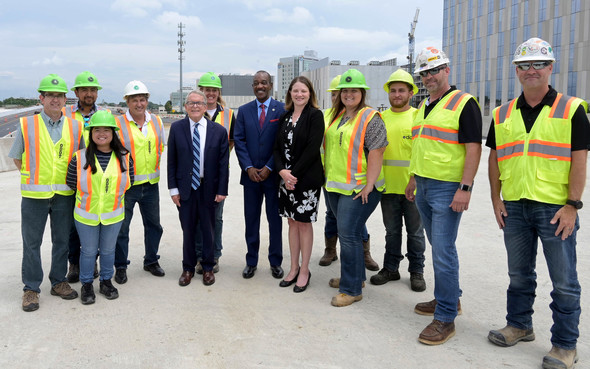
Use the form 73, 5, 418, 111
185, 101, 206, 107
43, 93, 65, 100
419, 65, 447, 78
516, 61, 550, 71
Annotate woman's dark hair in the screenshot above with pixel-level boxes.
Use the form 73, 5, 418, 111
84, 126, 129, 174
284, 76, 319, 111
330, 88, 367, 124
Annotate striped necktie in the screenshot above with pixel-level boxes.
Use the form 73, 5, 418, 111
192, 123, 201, 190
259, 103, 266, 128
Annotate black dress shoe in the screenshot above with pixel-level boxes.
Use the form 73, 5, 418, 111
270, 265, 284, 279
294, 272, 311, 293
144, 262, 165, 277
279, 270, 299, 287
114, 269, 127, 284
242, 265, 257, 279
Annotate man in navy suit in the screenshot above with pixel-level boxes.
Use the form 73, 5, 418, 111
234, 70, 285, 279
167, 90, 229, 286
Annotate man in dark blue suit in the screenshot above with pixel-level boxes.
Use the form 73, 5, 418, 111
234, 70, 285, 279
167, 90, 229, 286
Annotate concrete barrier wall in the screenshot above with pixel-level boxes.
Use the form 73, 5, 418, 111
0, 137, 16, 173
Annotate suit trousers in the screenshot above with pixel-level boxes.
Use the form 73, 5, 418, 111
177, 182, 216, 273
243, 178, 283, 267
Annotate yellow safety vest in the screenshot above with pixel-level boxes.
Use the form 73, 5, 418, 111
324, 107, 386, 195
62, 105, 111, 145
382, 107, 417, 194
410, 90, 474, 182
213, 105, 233, 140
74, 149, 131, 226
492, 93, 587, 205
116, 114, 164, 185
20, 114, 83, 199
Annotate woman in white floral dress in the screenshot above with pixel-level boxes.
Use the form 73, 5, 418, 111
273, 76, 325, 293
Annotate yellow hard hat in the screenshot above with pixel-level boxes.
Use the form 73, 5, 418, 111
383, 69, 418, 94
327, 75, 341, 92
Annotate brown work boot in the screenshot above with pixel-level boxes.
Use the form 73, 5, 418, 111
50, 281, 78, 300
542, 346, 578, 369
22, 290, 39, 312
331, 293, 362, 307
419, 319, 456, 345
363, 236, 379, 271
328, 278, 365, 288
319, 235, 338, 266
488, 325, 535, 347
414, 298, 462, 316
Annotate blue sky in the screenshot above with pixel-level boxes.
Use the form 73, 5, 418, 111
0, 0, 443, 104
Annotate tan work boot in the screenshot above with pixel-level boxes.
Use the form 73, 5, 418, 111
414, 298, 462, 316
50, 281, 78, 300
22, 290, 39, 312
418, 319, 456, 345
319, 235, 338, 266
331, 293, 362, 307
542, 346, 578, 369
328, 278, 365, 288
363, 236, 379, 271
488, 325, 535, 347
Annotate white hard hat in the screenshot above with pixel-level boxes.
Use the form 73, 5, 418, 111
123, 80, 150, 99
414, 47, 450, 75
512, 37, 556, 64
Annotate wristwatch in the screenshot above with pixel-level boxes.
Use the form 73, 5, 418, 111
459, 183, 473, 192
566, 199, 583, 210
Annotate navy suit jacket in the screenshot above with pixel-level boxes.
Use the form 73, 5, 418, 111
234, 98, 285, 185
167, 116, 229, 203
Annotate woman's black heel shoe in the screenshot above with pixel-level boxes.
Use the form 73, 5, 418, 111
279, 270, 299, 287
293, 272, 311, 293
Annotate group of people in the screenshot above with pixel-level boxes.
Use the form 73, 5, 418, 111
10, 36, 588, 369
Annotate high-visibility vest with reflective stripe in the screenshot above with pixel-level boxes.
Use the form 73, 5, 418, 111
20, 115, 83, 199
74, 149, 131, 226
492, 93, 587, 204
324, 107, 386, 195
116, 114, 164, 185
410, 90, 474, 182
320, 108, 336, 165
213, 105, 233, 140
62, 105, 111, 146
382, 107, 417, 194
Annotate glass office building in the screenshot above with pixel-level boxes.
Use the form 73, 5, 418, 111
442, 0, 589, 122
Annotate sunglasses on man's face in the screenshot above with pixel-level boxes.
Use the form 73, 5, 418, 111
516, 61, 550, 71
418, 65, 447, 78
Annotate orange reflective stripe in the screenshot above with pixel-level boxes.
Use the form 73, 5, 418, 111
528, 152, 571, 161
497, 140, 525, 150
33, 116, 40, 184
22, 117, 31, 183
113, 160, 122, 211
356, 119, 369, 185
345, 114, 363, 184
66, 118, 75, 163
120, 116, 137, 175
495, 99, 517, 125
548, 93, 562, 118
442, 91, 461, 110
528, 139, 571, 148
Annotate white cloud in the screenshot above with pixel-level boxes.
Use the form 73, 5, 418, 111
258, 34, 304, 45
32, 55, 64, 67
111, 0, 162, 17
154, 11, 202, 29
265, 7, 314, 24
237, 0, 277, 10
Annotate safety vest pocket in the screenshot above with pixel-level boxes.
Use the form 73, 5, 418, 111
536, 168, 569, 184
21, 171, 30, 179
424, 150, 452, 164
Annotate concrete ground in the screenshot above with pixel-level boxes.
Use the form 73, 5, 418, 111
0, 146, 588, 369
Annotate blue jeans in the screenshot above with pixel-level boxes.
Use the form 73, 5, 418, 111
414, 176, 462, 323
75, 220, 122, 284
327, 190, 381, 296
323, 188, 369, 241
502, 200, 581, 350
115, 182, 163, 269
380, 193, 426, 273
195, 199, 224, 260
21, 195, 74, 292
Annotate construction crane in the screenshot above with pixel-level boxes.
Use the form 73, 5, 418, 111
408, 8, 420, 76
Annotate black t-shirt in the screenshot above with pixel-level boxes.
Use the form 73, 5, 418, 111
423, 86, 482, 143
486, 86, 590, 151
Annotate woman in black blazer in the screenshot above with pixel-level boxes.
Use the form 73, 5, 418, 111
274, 76, 325, 293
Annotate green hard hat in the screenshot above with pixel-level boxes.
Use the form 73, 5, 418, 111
198, 72, 222, 89
327, 75, 342, 92
86, 111, 119, 131
71, 71, 102, 91
38, 74, 68, 93
336, 69, 370, 90
383, 69, 418, 94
